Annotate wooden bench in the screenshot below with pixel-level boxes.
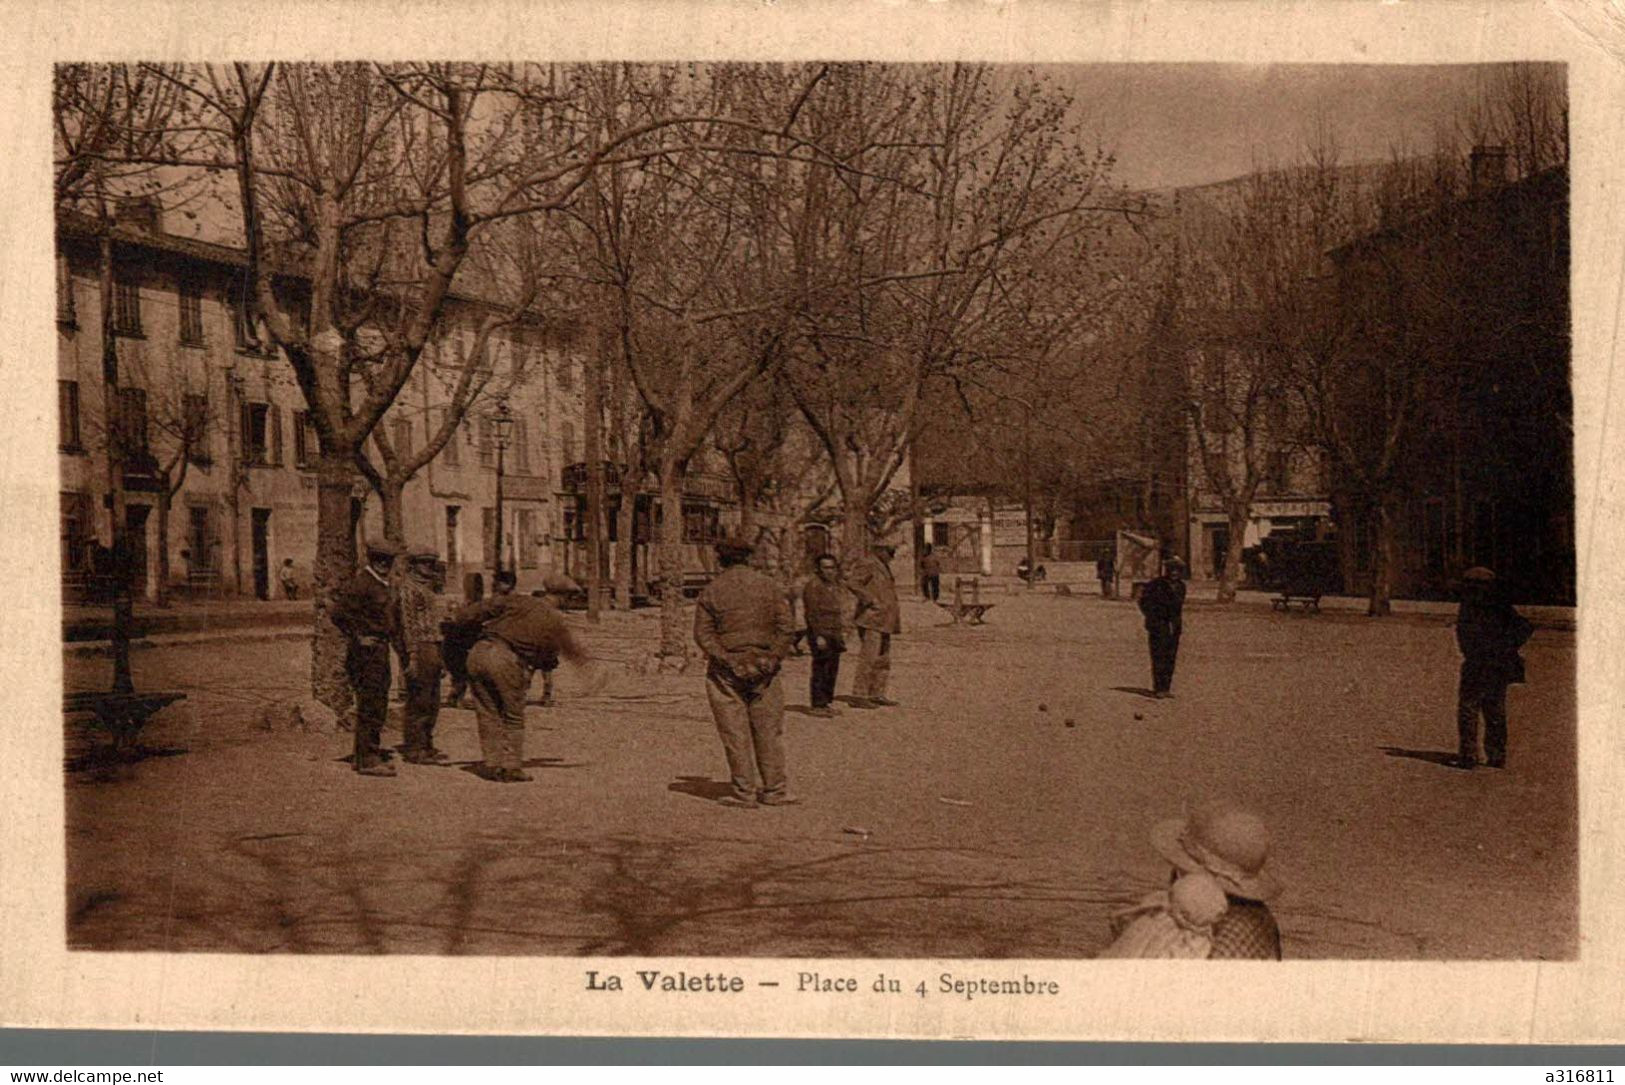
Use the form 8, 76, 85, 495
940, 577, 995, 625
63, 689, 187, 757
1272, 591, 1322, 613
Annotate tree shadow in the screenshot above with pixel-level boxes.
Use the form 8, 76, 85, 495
1378, 746, 1472, 770
667, 775, 735, 802
65, 743, 189, 774
1109, 686, 1160, 700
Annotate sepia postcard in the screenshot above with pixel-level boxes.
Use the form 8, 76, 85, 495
1, 0, 1623, 1044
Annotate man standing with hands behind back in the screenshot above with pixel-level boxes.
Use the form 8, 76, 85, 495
694, 534, 798, 808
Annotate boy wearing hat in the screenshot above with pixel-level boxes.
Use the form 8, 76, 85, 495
1455, 567, 1534, 770
846, 540, 902, 708
331, 539, 405, 777
397, 546, 449, 763
1148, 801, 1283, 959
693, 534, 799, 807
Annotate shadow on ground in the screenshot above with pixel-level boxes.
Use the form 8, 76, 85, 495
1378, 746, 1472, 770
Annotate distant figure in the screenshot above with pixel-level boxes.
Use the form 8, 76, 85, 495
1097, 550, 1115, 599
919, 544, 942, 602
445, 587, 600, 783
847, 541, 902, 709
802, 553, 847, 718
1098, 870, 1229, 959
1455, 567, 1534, 770
331, 539, 404, 778
1137, 557, 1186, 698
279, 558, 299, 600
693, 534, 798, 808
1147, 802, 1283, 959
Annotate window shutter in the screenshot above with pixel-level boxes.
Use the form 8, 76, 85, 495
270, 405, 284, 465
240, 403, 254, 464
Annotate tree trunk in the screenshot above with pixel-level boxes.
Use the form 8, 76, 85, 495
614, 477, 636, 608
1368, 496, 1398, 617
379, 477, 407, 545
311, 454, 360, 719
155, 489, 171, 608
839, 492, 872, 560
656, 458, 688, 661
1216, 501, 1249, 604
585, 327, 607, 621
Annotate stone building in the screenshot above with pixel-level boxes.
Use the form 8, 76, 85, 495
56, 203, 587, 601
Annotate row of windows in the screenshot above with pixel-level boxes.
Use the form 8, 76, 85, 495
63, 265, 582, 395
59, 379, 577, 475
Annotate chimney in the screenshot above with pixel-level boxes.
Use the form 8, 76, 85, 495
1469, 145, 1509, 193
114, 196, 163, 234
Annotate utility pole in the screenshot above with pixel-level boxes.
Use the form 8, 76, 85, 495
96, 202, 134, 695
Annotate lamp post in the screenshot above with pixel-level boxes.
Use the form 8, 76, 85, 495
492, 398, 515, 576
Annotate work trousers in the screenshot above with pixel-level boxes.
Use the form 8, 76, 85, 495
922, 575, 940, 602
852, 628, 893, 700
346, 641, 392, 768
1100, 578, 1114, 599
403, 643, 444, 753
1147, 627, 1180, 694
809, 642, 843, 708
1457, 660, 1510, 765
706, 670, 787, 802
466, 639, 532, 772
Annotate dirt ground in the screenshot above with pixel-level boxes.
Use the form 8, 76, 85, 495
63, 593, 1577, 959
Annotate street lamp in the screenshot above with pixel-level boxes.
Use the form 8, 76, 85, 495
492, 398, 515, 576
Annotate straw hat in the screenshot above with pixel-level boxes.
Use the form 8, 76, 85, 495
1151, 802, 1281, 902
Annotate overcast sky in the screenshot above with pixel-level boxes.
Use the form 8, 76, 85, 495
1055, 63, 1518, 191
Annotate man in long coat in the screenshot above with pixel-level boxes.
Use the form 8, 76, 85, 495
847, 541, 902, 709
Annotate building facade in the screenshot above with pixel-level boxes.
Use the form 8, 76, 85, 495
1327, 161, 1572, 605
56, 206, 588, 602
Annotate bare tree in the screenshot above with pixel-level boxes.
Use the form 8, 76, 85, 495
787, 64, 1141, 558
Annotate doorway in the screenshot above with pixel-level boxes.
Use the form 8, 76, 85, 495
125, 504, 150, 596
251, 508, 272, 600
1207, 523, 1230, 580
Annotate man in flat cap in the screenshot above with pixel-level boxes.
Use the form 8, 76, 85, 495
527, 571, 581, 707
397, 546, 450, 764
331, 539, 405, 777
445, 581, 602, 783
846, 539, 902, 709
693, 533, 799, 807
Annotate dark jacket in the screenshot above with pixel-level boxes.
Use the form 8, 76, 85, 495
1456, 598, 1534, 681
331, 567, 396, 646
920, 553, 942, 578
802, 577, 847, 644
1138, 575, 1186, 635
